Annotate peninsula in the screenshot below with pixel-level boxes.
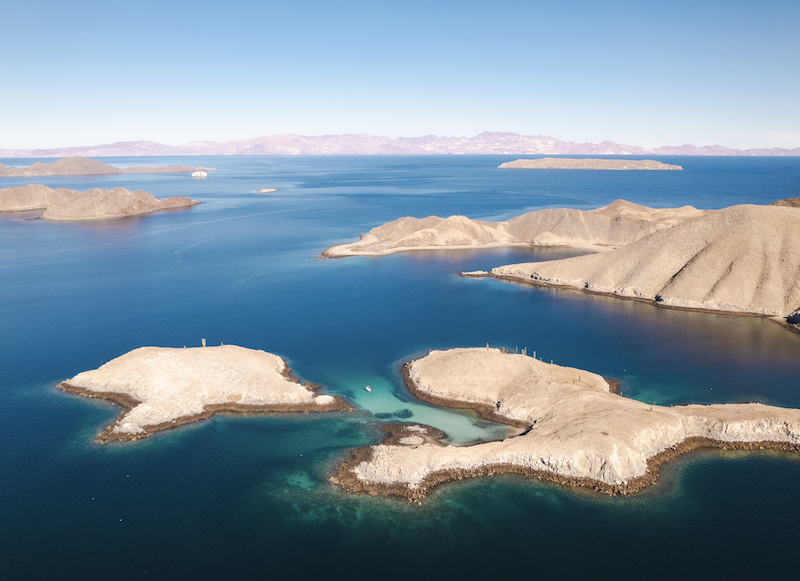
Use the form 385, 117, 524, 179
485, 204, 800, 321
335, 348, 800, 500
0, 156, 211, 177
59, 345, 352, 442
498, 158, 683, 170
0, 184, 200, 220
322, 200, 703, 257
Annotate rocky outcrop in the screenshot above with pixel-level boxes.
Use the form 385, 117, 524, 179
0, 184, 200, 220
59, 345, 351, 442
336, 348, 800, 499
491, 204, 800, 318
0, 156, 203, 177
771, 198, 800, 208
322, 200, 703, 257
498, 158, 682, 170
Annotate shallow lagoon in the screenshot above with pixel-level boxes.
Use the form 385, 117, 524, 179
2, 155, 800, 579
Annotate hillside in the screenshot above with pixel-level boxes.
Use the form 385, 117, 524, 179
492, 204, 800, 317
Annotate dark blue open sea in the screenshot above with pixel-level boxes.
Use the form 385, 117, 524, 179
2, 155, 800, 580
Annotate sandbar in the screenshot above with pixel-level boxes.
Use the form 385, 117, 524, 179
59, 345, 352, 442
334, 348, 800, 500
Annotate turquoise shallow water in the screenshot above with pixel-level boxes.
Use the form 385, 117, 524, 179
2, 155, 800, 579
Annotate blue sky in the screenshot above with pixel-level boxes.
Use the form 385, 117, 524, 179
2, 0, 799, 149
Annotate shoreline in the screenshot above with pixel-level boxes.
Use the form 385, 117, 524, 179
332, 358, 800, 501
59, 362, 352, 443
321, 241, 614, 259
462, 271, 800, 335
335, 431, 800, 501
43, 200, 202, 222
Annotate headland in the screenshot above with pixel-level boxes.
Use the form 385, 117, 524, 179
0, 184, 200, 220
321, 199, 703, 257
485, 204, 800, 322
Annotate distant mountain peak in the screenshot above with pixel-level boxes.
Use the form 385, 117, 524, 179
1, 133, 798, 157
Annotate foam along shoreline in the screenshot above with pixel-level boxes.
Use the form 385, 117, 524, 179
334, 348, 800, 500
486, 204, 800, 323
321, 200, 704, 258
0, 156, 210, 177
0, 184, 200, 221
59, 345, 352, 442
498, 158, 683, 170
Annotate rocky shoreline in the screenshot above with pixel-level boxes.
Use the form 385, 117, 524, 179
332, 348, 800, 501
59, 347, 352, 442
334, 429, 800, 501
60, 378, 352, 443
460, 271, 800, 334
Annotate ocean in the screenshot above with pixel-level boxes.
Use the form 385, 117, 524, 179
1, 155, 800, 579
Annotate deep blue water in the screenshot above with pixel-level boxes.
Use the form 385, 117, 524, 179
2, 155, 800, 580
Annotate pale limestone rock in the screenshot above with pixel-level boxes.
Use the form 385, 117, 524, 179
322, 199, 703, 257
62, 345, 345, 438
351, 348, 800, 489
492, 204, 800, 317
0, 184, 199, 220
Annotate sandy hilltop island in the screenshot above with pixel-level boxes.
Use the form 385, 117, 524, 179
486, 203, 800, 321
498, 158, 682, 170
334, 348, 800, 500
0, 184, 200, 220
322, 199, 800, 328
59, 345, 352, 442
322, 199, 704, 257
0, 156, 213, 177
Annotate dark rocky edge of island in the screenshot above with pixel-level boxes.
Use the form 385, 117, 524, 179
59, 345, 352, 442
333, 348, 800, 502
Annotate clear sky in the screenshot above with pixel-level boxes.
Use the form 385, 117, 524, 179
2, 0, 799, 150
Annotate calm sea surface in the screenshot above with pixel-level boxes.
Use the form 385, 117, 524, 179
2, 155, 800, 579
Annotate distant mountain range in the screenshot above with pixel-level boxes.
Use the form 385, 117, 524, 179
1, 132, 798, 157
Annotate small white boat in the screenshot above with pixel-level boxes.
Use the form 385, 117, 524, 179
365, 385, 371, 392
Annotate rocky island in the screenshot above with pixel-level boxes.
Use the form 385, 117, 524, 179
485, 204, 800, 321
322, 200, 703, 257
498, 158, 683, 170
0, 156, 212, 177
0, 184, 200, 220
335, 348, 800, 500
59, 345, 352, 442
